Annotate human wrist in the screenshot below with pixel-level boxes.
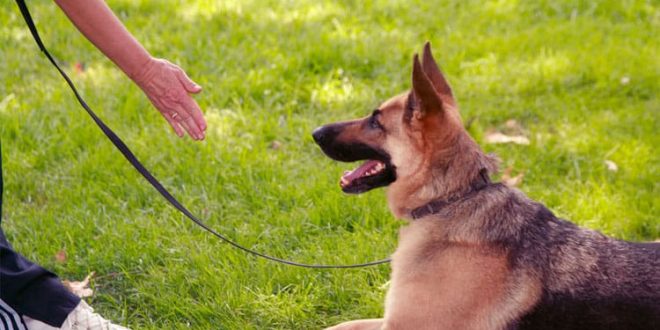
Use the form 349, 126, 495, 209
127, 55, 157, 86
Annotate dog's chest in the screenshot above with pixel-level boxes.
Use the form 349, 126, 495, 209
384, 221, 518, 329
390, 219, 505, 270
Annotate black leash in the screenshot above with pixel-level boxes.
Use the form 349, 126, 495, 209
14, 0, 391, 269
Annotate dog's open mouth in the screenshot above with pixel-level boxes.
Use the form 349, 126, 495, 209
312, 124, 397, 193
339, 159, 396, 194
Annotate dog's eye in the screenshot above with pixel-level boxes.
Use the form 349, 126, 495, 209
369, 110, 383, 130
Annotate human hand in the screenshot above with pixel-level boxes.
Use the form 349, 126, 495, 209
132, 58, 206, 140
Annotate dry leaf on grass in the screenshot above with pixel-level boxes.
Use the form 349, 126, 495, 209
269, 140, 283, 150
54, 250, 67, 263
501, 167, 525, 187
73, 61, 86, 74
63, 272, 95, 298
484, 131, 530, 145
484, 119, 530, 145
505, 119, 523, 132
604, 160, 618, 172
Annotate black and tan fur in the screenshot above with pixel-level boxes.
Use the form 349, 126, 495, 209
312, 43, 659, 329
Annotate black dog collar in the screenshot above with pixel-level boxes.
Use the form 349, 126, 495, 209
410, 169, 492, 220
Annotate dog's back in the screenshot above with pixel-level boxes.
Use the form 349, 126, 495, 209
503, 194, 660, 329
434, 183, 660, 329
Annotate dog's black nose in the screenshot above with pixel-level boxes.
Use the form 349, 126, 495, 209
312, 126, 326, 145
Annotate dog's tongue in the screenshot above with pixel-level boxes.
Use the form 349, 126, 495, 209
342, 160, 381, 184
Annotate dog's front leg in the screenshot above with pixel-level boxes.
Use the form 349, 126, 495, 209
324, 318, 384, 330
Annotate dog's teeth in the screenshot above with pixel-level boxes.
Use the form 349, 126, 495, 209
366, 164, 385, 176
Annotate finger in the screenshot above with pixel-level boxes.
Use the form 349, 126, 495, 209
150, 94, 197, 140
174, 111, 194, 139
150, 96, 185, 137
174, 106, 203, 140
176, 70, 202, 94
183, 112, 204, 140
180, 95, 206, 131
162, 111, 185, 137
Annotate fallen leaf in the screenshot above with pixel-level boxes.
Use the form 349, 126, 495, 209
484, 131, 530, 145
604, 160, 618, 172
63, 272, 95, 298
505, 119, 522, 131
73, 61, 86, 74
54, 250, 67, 263
501, 167, 525, 187
269, 140, 283, 150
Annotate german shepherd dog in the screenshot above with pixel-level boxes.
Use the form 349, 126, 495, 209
313, 43, 659, 330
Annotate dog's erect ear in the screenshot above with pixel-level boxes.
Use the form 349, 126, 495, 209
422, 42, 456, 108
411, 53, 443, 117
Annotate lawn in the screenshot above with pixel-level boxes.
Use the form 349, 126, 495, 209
0, 0, 657, 328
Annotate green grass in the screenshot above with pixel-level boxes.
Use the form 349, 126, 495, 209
0, 0, 658, 328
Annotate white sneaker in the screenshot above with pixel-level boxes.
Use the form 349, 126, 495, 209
23, 301, 130, 330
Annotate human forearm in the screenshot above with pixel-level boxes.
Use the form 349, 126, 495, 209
54, 0, 151, 80
55, 0, 206, 140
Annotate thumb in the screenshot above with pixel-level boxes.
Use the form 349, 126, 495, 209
176, 70, 202, 94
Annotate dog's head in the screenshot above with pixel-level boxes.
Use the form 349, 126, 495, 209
313, 42, 472, 201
